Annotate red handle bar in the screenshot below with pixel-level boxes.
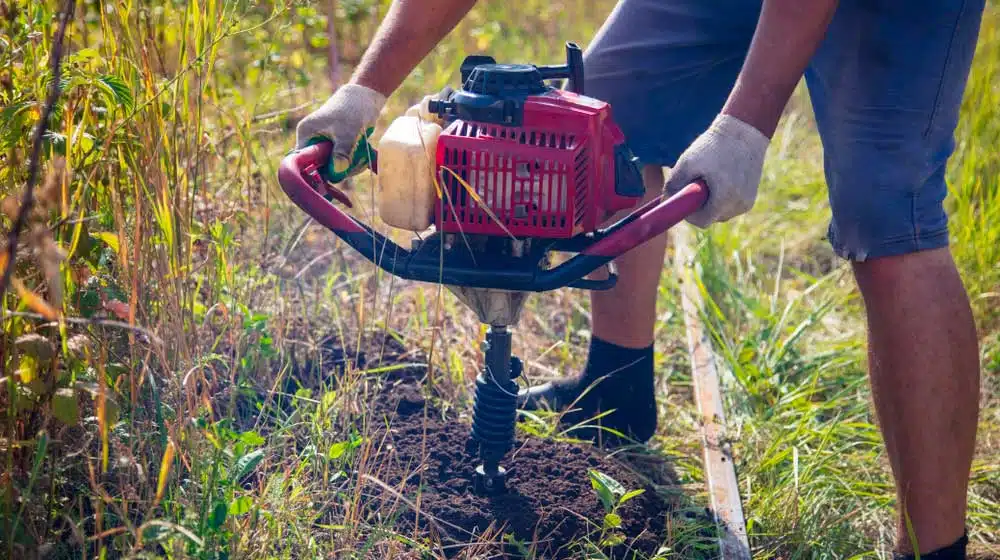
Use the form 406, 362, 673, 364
276, 139, 708, 292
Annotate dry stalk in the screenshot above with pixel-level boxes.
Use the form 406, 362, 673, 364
0, 0, 76, 297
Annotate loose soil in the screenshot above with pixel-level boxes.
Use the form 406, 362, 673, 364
344, 336, 689, 559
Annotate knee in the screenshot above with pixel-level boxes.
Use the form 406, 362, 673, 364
823, 147, 952, 263
852, 247, 958, 294
817, 100, 956, 264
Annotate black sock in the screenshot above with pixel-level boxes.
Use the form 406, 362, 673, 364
893, 533, 969, 560
558, 336, 657, 443
581, 336, 655, 385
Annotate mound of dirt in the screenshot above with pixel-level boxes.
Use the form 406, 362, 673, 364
357, 377, 686, 559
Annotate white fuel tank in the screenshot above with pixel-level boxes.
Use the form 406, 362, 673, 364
376, 114, 442, 232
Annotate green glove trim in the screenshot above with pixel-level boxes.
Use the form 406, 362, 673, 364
306, 126, 378, 184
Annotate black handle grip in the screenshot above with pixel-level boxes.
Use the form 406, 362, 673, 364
536, 42, 585, 94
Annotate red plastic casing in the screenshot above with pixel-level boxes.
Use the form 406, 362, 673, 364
433, 89, 639, 239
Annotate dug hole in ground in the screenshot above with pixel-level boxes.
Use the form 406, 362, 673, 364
282, 321, 709, 559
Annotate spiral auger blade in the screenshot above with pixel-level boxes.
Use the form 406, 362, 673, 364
470, 325, 523, 494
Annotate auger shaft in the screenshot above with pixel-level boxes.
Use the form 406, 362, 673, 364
471, 325, 522, 494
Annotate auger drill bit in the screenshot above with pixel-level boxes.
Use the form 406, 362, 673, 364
470, 325, 523, 494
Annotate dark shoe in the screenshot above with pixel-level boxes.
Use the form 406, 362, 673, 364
893, 533, 969, 560
517, 337, 657, 446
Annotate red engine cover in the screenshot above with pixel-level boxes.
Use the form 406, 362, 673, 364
433, 89, 638, 239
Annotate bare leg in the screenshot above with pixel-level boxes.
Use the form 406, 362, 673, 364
853, 247, 979, 555
591, 165, 669, 349
518, 165, 668, 443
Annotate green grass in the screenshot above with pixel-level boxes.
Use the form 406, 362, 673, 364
680, 9, 1000, 557
1, 1, 998, 559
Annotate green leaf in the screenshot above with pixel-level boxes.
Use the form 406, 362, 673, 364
100, 276, 128, 304
603, 512, 622, 530
96, 75, 134, 112
737, 344, 757, 365
41, 72, 80, 99
239, 431, 265, 448
75, 130, 97, 165
103, 394, 120, 427
588, 469, 616, 513
208, 500, 227, 530
141, 522, 173, 543
24, 430, 49, 501
78, 285, 102, 318
589, 469, 625, 496
228, 496, 253, 516
600, 533, 626, 548
53, 388, 79, 426
140, 521, 203, 547
232, 449, 264, 482
328, 432, 364, 460
619, 488, 645, 506
71, 47, 101, 64
90, 232, 119, 253
14, 384, 39, 414
308, 34, 330, 49
328, 441, 348, 460
44, 131, 67, 154
18, 355, 39, 384
321, 390, 337, 410
0, 100, 35, 150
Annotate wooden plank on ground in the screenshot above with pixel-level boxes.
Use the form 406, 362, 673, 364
672, 223, 752, 560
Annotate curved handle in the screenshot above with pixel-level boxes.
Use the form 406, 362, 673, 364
277, 140, 415, 276
585, 180, 708, 257
277, 141, 364, 233
532, 180, 708, 291
278, 140, 707, 294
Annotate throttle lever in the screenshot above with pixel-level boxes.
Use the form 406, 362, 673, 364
302, 162, 354, 208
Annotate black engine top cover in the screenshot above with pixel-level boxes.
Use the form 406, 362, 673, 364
429, 62, 550, 127
428, 45, 584, 127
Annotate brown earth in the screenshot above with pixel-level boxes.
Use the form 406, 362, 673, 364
342, 337, 692, 559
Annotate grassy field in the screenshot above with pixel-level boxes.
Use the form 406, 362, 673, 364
1, 0, 998, 558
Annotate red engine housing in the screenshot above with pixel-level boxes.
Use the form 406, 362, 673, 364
433, 89, 640, 239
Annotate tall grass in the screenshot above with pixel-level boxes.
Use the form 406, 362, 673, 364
1, 0, 369, 556
948, 13, 1000, 331
1, 1, 633, 557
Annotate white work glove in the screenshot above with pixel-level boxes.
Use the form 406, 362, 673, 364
663, 114, 770, 229
295, 83, 386, 167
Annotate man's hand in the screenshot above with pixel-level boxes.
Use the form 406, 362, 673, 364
296, 0, 478, 173
663, 114, 769, 228
666, 0, 839, 228
294, 83, 386, 173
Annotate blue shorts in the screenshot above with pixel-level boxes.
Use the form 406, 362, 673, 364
583, 0, 986, 261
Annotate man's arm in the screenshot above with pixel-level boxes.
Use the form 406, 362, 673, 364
664, 0, 839, 227
723, 0, 840, 138
350, 0, 479, 97
295, 1, 474, 153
